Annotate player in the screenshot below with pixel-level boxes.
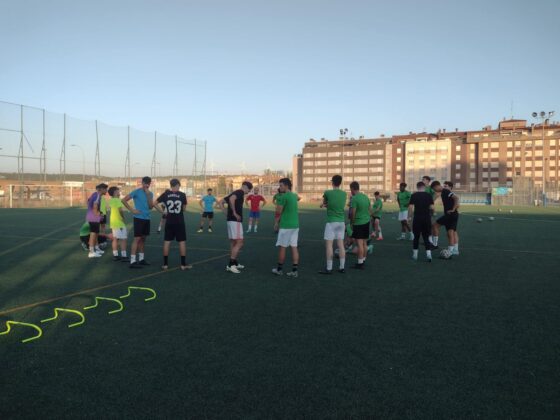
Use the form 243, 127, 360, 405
430, 181, 460, 258
79, 222, 110, 252
85, 183, 108, 258
370, 191, 383, 240
272, 188, 282, 205
156, 179, 192, 270
100, 192, 108, 233
349, 181, 371, 270
396, 183, 413, 240
246, 187, 266, 233
272, 178, 300, 277
318, 174, 347, 274
157, 189, 170, 234
422, 175, 439, 246
408, 181, 435, 262
122, 176, 154, 268
220, 181, 253, 274
198, 188, 217, 233
107, 186, 128, 262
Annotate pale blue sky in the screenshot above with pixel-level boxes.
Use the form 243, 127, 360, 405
1, 0, 559, 175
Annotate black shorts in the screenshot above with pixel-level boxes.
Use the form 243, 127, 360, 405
162, 213, 167, 220
164, 223, 187, 242
100, 215, 107, 225
202, 212, 214, 219
437, 213, 459, 231
352, 222, 370, 239
134, 218, 151, 237
89, 222, 100, 234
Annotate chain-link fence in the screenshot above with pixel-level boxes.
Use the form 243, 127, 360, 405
0, 100, 206, 190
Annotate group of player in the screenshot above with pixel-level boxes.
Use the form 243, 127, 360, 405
80, 171, 459, 275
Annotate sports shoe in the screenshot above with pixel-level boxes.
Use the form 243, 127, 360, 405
338, 269, 345, 274
412, 253, 418, 261
139, 259, 150, 266
120, 257, 130, 263
246, 228, 252, 233
235, 264, 245, 269
254, 228, 258, 233
81, 243, 89, 251
181, 264, 193, 271
208, 227, 213, 233
367, 245, 374, 254
88, 252, 102, 258
161, 265, 169, 270
452, 250, 459, 256
197, 228, 203, 233
226, 265, 241, 274
129, 262, 143, 269
157, 229, 161, 234
271, 268, 283, 275
94, 248, 104, 254
376, 236, 383, 241
396, 236, 405, 241
112, 255, 121, 261
318, 269, 333, 275
286, 271, 298, 278
352, 263, 364, 270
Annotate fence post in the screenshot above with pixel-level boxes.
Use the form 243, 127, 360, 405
70, 186, 73, 207
9, 184, 13, 209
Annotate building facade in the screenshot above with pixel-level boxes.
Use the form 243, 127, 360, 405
293, 119, 560, 198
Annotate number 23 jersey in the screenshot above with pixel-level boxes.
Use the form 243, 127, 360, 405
156, 190, 187, 224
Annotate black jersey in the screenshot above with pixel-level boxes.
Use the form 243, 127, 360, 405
441, 189, 457, 213
157, 190, 187, 224
225, 189, 244, 222
409, 191, 434, 219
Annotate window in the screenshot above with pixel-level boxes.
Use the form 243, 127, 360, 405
455, 164, 461, 169
525, 160, 533, 168
535, 140, 543, 146
303, 169, 314, 174
507, 141, 513, 147
483, 152, 489, 158
524, 141, 533, 147
343, 151, 354, 157
315, 168, 327, 174
328, 152, 341, 157
506, 181, 513, 186
491, 162, 499, 168
525, 150, 533, 157
456, 146, 461, 151
535, 150, 543, 157
491, 152, 499, 158
355, 150, 368, 156
515, 161, 521, 167
525, 170, 532, 176
483, 162, 489, 168
354, 159, 368, 165
315, 160, 327, 166
396, 165, 401, 171
455, 182, 461, 188
369, 158, 383, 164
455, 154, 461, 160
303, 153, 314, 158
303, 161, 314, 167
455, 173, 461, 179
507, 171, 512, 177
396, 157, 401, 162
470, 172, 476, 178
507, 151, 513, 157
397, 148, 402, 153
316, 152, 327, 157
491, 142, 499, 148
535, 170, 543, 177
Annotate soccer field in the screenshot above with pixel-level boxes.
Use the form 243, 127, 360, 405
1, 204, 559, 418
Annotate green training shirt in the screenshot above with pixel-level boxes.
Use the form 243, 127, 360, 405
350, 192, 371, 225
397, 190, 412, 211
276, 191, 299, 229
79, 222, 90, 236
323, 189, 347, 222
372, 198, 383, 217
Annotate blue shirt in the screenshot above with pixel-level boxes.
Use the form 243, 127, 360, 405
202, 195, 216, 212
130, 188, 153, 220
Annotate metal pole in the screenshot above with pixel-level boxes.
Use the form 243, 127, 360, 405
542, 122, 546, 205
174, 135, 178, 177
193, 138, 198, 177
9, 184, 13, 209
151, 131, 157, 178
70, 186, 73, 207
61, 113, 66, 181
41, 108, 47, 182
95, 120, 100, 178
126, 126, 131, 185
18, 105, 24, 183
203, 140, 207, 189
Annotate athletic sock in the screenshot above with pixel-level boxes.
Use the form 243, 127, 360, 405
326, 260, 333, 271
254, 226, 258, 232
121, 251, 127, 257
426, 250, 432, 259
181, 256, 186, 266
428, 235, 433, 244
277, 263, 284, 272
432, 236, 439, 246
113, 250, 119, 257
130, 255, 137, 263
339, 258, 345, 269
292, 264, 298, 272
448, 245, 454, 253
412, 249, 418, 258
401, 233, 406, 238
358, 258, 365, 264
139, 253, 145, 261
163, 255, 169, 265
89, 246, 95, 253
378, 229, 383, 238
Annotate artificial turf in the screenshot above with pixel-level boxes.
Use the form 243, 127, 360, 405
0, 204, 559, 419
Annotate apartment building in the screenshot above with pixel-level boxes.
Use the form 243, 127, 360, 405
293, 119, 560, 196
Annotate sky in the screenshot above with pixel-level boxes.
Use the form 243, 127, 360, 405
1, 0, 559, 175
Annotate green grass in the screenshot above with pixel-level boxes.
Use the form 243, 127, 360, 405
1, 204, 559, 419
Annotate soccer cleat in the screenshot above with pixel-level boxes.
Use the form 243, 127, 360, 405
112, 255, 121, 261
120, 257, 130, 263
254, 227, 258, 233
396, 236, 405, 241
452, 250, 459, 256
412, 254, 418, 261
81, 243, 89, 251
208, 227, 213, 233
367, 245, 374, 254
376, 236, 383, 241
161, 265, 169, 270
235, 264, 245, 269
318, 269, 333, 275
338, 269, 345, 274
157, 228, 161, 234
352, 263, 364, 270
271, 268, 283, 275
197, 228, 203, 233
129, 262, 143, 269
88, 252, 102, 258
426, 257, 432, 262
94, 248, 105, 254
181, 264, 193, 271
139, 260, 150, 266
226, 265, 241, 274
286, 271, 298, 278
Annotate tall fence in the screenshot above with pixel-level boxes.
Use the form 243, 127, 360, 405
0, 100, 206, 186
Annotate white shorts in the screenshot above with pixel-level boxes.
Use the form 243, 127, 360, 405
227, 221, 244, 240
324, 222, 345, 241
398, 211, 409, 221
112, 227, 128, 240
276, 228, 299, 247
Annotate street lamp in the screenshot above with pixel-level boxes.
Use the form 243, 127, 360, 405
531, 111, 555, 205
70, 144, 85, 183
339, 128, 348, 187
